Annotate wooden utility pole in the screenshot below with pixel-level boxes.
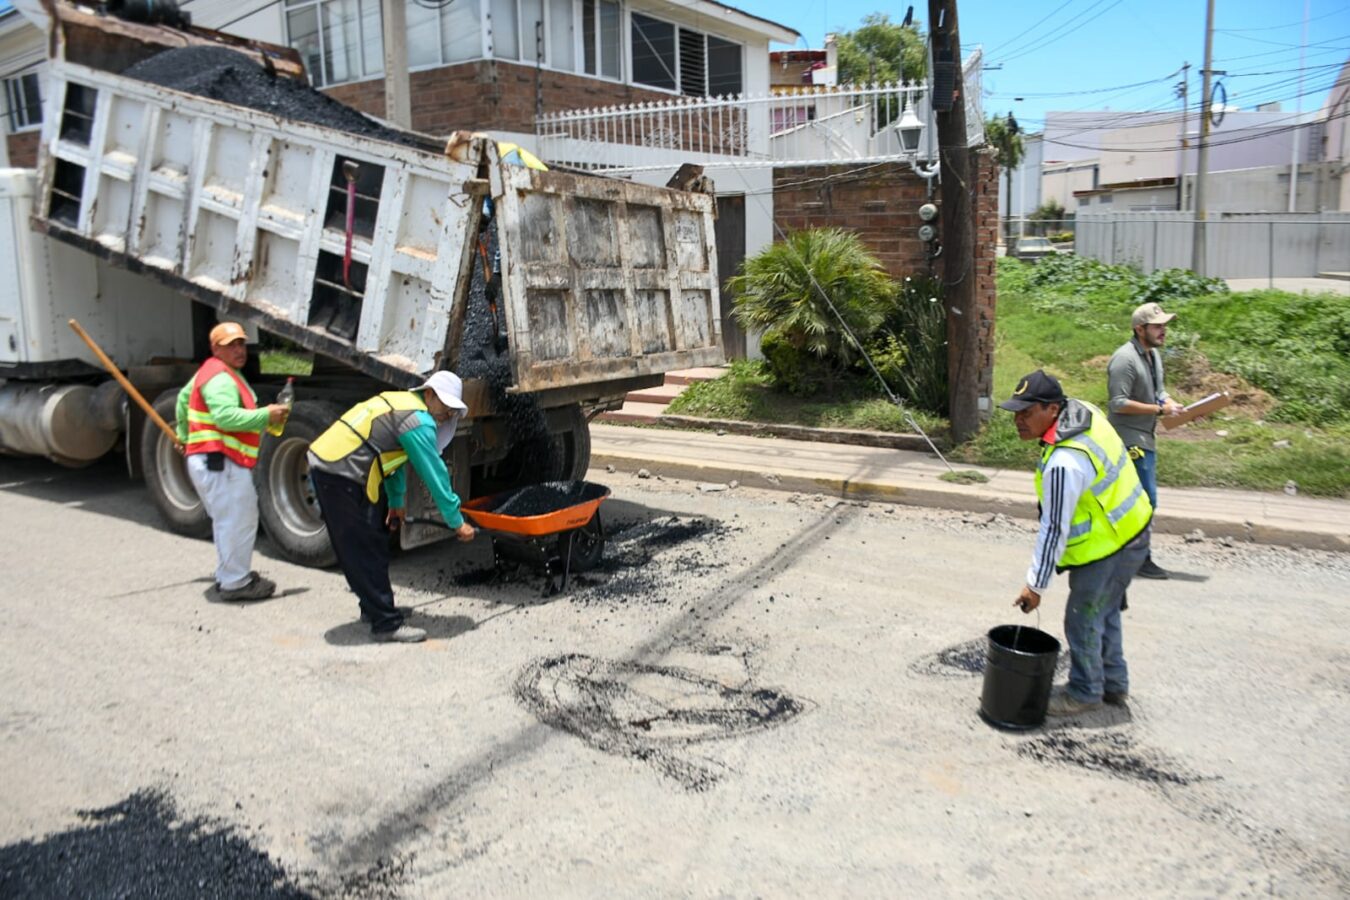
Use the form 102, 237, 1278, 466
381, 0, 412, 129
928, 0, 980, 442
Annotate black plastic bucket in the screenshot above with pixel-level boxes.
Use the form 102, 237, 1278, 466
980, 625, 1061, 730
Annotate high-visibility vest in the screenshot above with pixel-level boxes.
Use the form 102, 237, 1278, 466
185, 358, 261, 468
308, 391, 427, 503
1034, 400, 1153, 570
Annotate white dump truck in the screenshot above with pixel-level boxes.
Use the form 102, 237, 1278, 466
1, 0, 723, 565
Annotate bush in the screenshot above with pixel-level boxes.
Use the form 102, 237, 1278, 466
1048, 231, 1075, 244
865, 274, 948, 414
1132, 268, 1229, 305
760, 329, 832, 397
730, 228, 892, 370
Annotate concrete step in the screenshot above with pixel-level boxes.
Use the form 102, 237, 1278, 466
595, 401, 669, 425
664, 366, 728, 386
625, 383, 687, 405
1317, 271, 1350, 282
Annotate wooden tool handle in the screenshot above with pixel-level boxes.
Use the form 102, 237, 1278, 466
68, 318, 180, 445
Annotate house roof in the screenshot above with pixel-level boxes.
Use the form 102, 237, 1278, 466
687, 0, 800, 44
1074, 177, 1177, 197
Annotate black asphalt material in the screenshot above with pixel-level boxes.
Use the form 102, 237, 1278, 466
122, 47, 432, 149
0, 789, 310, 898
483, 481, 606, 518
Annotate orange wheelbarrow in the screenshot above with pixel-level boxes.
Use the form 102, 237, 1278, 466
461, 480, 611, 594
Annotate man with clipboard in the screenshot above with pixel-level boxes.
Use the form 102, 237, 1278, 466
1107, 302, 1183, 580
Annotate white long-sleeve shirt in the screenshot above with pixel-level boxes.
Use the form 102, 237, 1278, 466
1025, 445, 1097, 592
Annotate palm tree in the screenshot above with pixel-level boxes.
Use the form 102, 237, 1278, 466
985, 113, 1026, 247
729, 228, 891, 368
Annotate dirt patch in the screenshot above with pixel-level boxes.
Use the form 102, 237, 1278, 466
910, 637, 1069, 679
514, 653, 808, 790
1171, 351, 1275, 419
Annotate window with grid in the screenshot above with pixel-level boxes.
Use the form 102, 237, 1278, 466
284, 0, 385, 87
630, 13, 741, 97
4, 72, 43, 133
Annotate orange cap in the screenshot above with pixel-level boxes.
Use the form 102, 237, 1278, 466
209, 322, 248, 346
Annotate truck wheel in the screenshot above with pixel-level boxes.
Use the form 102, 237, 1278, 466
140, 389, 211, 539
559, 404, 591, 481
256, 400, 339, 568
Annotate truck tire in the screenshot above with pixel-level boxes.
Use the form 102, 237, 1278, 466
256, 400, 339, 568
559, 404, 592, 481
140, 389, 211, 539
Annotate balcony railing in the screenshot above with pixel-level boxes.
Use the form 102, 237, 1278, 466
535, 49, 984, 174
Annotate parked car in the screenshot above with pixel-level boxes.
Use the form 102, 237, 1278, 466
1010, 236, 1063, 262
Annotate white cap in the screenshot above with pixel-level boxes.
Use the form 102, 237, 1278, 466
414, 371, 469, 412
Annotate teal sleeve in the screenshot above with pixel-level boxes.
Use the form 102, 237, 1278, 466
384, 466, 407, 510
395, 411, 464, 527
201, 372, 270, 433
175, 378, 192, 442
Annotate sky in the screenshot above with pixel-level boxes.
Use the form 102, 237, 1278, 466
729, 0, 1350, 134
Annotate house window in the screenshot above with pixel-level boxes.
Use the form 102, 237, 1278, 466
4, 72, 44, 133
630, 13, 742, 97
285, 0, 385, 87
581, 0, 621, 79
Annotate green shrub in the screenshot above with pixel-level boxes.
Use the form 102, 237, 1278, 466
1131, 268, 1229, 305
1048, 231, 1075, 244
730, 228, 892, 369
866, 274, 948, 414
760, 329, 832, 396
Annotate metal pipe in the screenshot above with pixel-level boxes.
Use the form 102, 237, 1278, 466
342, 160, 359, 290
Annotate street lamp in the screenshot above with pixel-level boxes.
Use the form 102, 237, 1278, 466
896, 104, 924, 154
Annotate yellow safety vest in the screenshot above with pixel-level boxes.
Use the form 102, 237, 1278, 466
1034, 400, 1153, 570
309, 391, 426, 503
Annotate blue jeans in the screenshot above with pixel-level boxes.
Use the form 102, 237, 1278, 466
1131, 448, 1158, 511
1063, 532, 1150, 703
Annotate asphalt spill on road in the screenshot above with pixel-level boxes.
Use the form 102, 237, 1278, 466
515, 654, 807, 790
909, 637, 1069, 678
0, 789, 309, 898
1017, 731, 1201, 787
445, 515, 734, 603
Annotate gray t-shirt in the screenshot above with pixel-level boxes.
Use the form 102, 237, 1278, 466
1106, 336, 1170, 452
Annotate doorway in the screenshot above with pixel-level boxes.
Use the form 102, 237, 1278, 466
714, 194, 746, 359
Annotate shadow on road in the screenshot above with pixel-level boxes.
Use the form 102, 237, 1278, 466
322, 613, 478, 646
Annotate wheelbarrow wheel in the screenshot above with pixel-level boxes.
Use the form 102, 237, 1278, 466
561, 512, 605, 572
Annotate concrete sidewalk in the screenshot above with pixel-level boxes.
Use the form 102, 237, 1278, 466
590, 423, 1350, 552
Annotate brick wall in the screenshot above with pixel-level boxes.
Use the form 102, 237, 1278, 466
6, 131, 40, 168
773, 152, 1000, 416
324, 61, 677, 136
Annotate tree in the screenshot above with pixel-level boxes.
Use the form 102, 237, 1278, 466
1029, 199, 1066, 236
836, 12, 927, 85
984, 113, 1025, 246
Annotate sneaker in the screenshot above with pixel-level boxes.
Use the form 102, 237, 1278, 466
1103, 690, 1130, 705
372, 625, 426, 644
218, 572, 276, 602
1046, 689, 1102, 717
1136, 558, 1169, 580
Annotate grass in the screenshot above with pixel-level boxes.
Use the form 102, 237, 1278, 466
665, 359, 946, 435
258, 350, 315, 376
666, 258, 1350, 498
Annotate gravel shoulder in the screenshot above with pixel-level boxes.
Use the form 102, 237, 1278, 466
1, 456, 1347, 897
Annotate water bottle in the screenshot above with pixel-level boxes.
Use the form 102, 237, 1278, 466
267, 377, 295, 436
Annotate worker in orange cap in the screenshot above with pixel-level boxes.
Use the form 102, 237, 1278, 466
175, 322, 289, 601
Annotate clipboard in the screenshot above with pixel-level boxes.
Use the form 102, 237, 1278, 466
1160, 391, 1231, 430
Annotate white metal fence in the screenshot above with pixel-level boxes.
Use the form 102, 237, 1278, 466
1074, 213, 1350, 280
536, 50, 984, 174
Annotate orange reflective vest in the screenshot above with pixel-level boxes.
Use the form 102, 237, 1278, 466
185, 358, 261, 468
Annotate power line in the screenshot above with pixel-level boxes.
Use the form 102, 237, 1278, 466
983, 0, 1075, 56
999, 0, 1126, 64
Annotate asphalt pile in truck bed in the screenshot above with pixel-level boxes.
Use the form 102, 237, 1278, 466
122, 46, 430, 148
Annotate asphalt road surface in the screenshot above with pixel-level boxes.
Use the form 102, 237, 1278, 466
1, 455, 1347, 897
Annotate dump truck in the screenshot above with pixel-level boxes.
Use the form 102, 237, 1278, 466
1, 0, 723, 566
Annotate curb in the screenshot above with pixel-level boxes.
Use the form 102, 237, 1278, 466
649, 415, 947, 453
590, 453, 1350, 554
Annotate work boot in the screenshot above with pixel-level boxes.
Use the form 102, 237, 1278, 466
372, 625, 427, 644
217, 572, 276, 602
1136, 558, 1169, 580
1103, 690, 1130, 706
1046, 689, 1102, 717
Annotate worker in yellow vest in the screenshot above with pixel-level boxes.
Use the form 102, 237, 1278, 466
1003, 370, 1153, 716
176, 322, 289, 602
307, 371, 476, 643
